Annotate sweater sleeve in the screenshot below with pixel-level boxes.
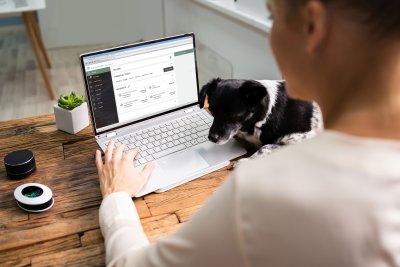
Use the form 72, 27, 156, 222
99, 192, 150, 266
98, 176, 247, 267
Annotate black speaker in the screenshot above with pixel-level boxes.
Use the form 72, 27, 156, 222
4, 150, 36, 180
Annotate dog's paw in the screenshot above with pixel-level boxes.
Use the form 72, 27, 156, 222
233, 144, 282, 169
251, 144, 281, 158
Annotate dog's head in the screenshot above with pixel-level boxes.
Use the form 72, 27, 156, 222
200, 78, 268, 144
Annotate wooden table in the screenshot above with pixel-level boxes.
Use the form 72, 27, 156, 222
0, 114, 239, 266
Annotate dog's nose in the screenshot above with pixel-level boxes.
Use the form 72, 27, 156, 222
208, 134, 219, 143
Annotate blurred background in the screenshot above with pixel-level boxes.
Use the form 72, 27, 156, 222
0, 0, 280, 121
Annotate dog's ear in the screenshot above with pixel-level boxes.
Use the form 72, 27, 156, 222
199, 78, 221, 108
239, 81, 268, 106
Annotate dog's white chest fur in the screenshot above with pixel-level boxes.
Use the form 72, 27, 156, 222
236, 80, 279, 148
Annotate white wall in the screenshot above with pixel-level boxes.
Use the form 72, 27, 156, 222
235, 0, 269, 20
38, 0, 280, 84
38, 0, 164, 48
164, 0, 280, 86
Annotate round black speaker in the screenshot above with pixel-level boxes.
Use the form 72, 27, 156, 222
4, 150, 36, 180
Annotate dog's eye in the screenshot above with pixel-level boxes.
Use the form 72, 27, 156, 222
229, 112, 248, 120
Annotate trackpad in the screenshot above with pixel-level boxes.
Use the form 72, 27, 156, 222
158, 149, 210, 182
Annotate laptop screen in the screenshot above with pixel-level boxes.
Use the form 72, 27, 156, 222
81, 34, 199, 134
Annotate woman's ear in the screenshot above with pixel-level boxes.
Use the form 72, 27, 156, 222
199, 78, 221, 108
303, 0, 328, 53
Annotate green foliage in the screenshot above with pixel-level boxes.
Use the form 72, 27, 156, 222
57, 92, 86, 111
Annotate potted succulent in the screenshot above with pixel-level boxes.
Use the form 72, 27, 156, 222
54, 92, 89, 134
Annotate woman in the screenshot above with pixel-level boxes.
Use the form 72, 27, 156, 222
96, 0, 400, 266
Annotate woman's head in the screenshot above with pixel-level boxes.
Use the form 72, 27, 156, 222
267, 0, 400, 125
283, 0, 400, 38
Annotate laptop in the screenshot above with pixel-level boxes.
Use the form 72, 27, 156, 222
80, 33, 246, 197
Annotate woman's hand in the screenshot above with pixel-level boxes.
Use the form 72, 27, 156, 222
95, 140, 155, 198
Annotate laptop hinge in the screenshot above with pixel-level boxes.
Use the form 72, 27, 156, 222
106, 131, 117, 138
184, 108, 194, 113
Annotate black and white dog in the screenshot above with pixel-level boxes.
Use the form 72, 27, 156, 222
199, 78, 323, 162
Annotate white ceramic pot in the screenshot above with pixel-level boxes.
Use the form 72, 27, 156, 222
235, 0, 269, 20
54, 103, 90, 134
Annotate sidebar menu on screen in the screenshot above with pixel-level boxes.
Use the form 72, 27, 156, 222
86, 67, 119, 129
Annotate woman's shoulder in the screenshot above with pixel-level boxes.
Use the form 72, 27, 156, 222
233, 130, 400, 203
229, 131, 400, 264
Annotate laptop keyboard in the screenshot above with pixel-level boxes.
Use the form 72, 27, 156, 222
105, 112, 212, 167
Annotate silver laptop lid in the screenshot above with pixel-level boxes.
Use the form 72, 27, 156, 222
80, 33, 200, 136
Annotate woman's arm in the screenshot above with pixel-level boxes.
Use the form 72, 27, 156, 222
99, 175, 246, 267
96, 141, 246, 266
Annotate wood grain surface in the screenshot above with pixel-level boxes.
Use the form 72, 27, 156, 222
0, 114, 239, 266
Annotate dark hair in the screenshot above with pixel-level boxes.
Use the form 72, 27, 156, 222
292, 0, 400, 39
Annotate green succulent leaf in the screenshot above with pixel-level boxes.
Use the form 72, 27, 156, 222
58, 92, 86, 110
